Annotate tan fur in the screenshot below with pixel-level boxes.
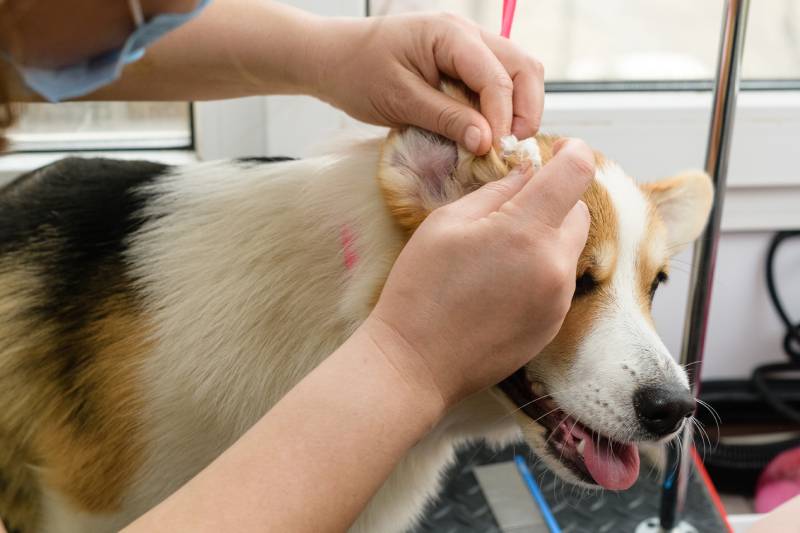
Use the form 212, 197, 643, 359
0, 264, 45, 531
32, 294, 148, 513
0, 435, 39, 533
578, 180, 619, 281
641, 171, 714, 254
636, 205, 669, 315
535, 293, 604, 376
545, 180, 620, 372
0, 263, 147, 528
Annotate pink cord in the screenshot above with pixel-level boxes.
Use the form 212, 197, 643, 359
500, 0, 517, 38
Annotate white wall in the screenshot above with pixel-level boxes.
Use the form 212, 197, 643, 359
654, 232, 800, 379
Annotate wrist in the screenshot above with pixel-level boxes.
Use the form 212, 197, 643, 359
354, 316, 448, 427
293, 16, 365, 102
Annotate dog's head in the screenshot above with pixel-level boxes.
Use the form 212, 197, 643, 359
377, 87, 713, 491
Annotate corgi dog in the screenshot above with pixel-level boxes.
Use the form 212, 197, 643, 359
0, 86, 713, 533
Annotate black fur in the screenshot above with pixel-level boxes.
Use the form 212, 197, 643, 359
0, 157, 167, 256
0, 157, 169, 429
235, 156, 295, 166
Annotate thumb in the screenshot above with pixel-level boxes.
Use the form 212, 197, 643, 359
561, 199, 591, 264
450, 162, 534, 219
405, 79, 492, 155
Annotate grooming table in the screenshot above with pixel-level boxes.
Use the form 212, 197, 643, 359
413, 444, 729, 533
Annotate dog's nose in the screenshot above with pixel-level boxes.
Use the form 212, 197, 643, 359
634, 386, 696, 437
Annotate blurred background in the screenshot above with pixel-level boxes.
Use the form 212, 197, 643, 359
7, 0, 799, 151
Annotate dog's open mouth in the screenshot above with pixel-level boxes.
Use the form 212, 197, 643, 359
499, 369, 640, 491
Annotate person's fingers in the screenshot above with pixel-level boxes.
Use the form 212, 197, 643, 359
450, 162, 534, 219
561, 200, 591, 262
509, 68, 545, 139
510, 138, 595, 228
481, 31, 545, 138
432, 31, 513, 152
401, 76, 493, 154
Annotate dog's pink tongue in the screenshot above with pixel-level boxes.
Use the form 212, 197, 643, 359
582, 437, 640, 490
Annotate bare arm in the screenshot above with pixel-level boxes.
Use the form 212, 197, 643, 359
86, 0, 322, 101
0, 0, 316, 101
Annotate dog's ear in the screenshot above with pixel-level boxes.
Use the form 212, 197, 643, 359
378, 81, 555, 233
642, 171, 714, 255
378, 126, 510, 233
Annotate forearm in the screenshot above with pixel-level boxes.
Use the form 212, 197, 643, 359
124, 321, 444, 532
4, 0, 328, 103
92, 0, 323, 101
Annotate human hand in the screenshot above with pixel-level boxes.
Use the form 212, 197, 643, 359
303, 13, 544, 155
363, 139, 594, 410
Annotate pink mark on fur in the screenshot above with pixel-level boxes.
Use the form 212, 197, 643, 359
340, 225, 359, 271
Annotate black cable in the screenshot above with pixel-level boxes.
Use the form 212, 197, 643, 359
751, 230, 800, 425
765, 230, 800, 362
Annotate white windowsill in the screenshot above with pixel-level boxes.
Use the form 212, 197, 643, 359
8, 130, 191, 152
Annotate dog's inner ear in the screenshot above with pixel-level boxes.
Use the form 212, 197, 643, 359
389, 129, 459, 201
643, 170, 714, 256
379, 127, 510, 233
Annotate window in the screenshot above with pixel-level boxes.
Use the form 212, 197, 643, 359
371, 0, 800, 87
7, 102, 192, 152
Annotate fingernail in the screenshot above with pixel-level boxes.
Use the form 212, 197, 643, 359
464, 125, 482, 153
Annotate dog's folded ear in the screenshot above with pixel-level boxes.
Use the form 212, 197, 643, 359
378, 126, 512, 233
377, 83, 516, 233
643, 171, 714, 255
378, 82, 559, 233
377, 127, 505, 232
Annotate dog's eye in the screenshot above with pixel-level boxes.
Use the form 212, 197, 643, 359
574, 272, 599, 298
649, 271, 669, 300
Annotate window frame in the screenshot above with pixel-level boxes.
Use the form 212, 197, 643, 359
6, 102, 195, 153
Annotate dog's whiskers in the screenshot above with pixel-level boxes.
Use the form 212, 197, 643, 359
497, 383, 583, 420
695, 398, 722, 428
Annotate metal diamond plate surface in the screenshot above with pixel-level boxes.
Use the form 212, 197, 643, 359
413, 444, 727, 533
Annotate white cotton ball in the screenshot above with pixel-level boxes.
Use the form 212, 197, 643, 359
499, 135, 542, 170
499, 134, 519, 156
516, 138, 542, 170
